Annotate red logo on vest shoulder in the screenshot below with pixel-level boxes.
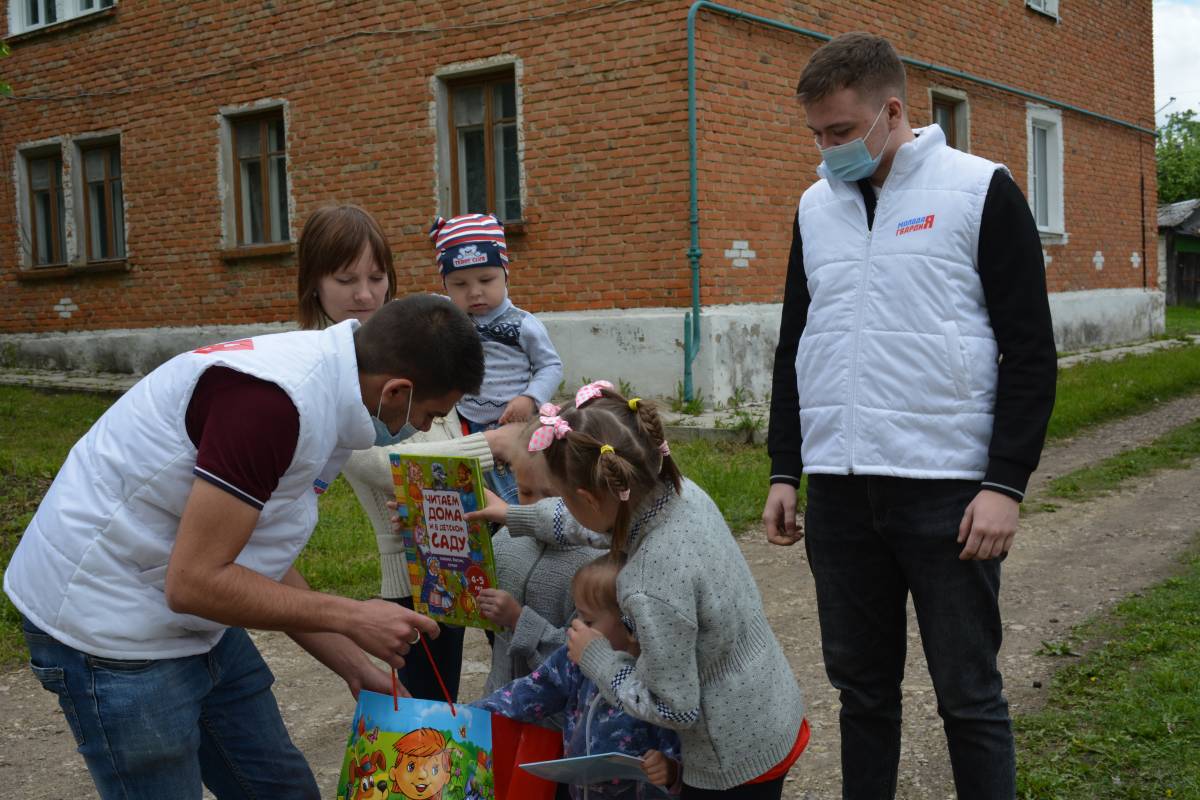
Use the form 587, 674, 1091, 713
193, 339, 255, 354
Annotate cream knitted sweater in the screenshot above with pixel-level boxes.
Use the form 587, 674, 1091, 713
341, 409, 494, 600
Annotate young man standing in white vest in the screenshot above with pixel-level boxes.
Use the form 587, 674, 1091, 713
763, 33, 1057, 799
4, 293, 485, 799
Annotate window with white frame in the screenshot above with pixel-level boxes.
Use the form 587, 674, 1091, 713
78, 140, 125, 261
223, 108, 290, 247
9, 0, 115, 35
929, 87, 970, 151
25, 148, 67, 266
1026, 0, 1059, 20
1026, 106, 1064, 235
443, 69, 522, 222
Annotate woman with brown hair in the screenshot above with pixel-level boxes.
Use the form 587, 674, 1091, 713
295, 204, 520, 701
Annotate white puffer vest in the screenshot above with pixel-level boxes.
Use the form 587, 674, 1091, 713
3, 320, 375, 659
796, 125, 1003, 479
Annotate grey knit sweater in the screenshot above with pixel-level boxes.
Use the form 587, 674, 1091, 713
483, 524, 604, 694
507, 480, 805, 790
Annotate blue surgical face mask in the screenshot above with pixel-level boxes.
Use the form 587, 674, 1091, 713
372, 383, 418, 447
818, 104, 892, 182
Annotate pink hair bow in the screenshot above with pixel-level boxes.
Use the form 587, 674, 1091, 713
528, 415, 571, 452
575, 380, 614, 408
659, 440, 671, 457
538, 402, 561, 416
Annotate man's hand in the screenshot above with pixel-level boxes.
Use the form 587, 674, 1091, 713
465, 488, 509, 526
499, 395, 537, 425
763, 482, 804, 546
957, 489, 1020, 560
566, 618, 605, 664
478, 588, 522, 629
641, 750, 679, 787
351, 663, 408, 700
348, 599, 441, 670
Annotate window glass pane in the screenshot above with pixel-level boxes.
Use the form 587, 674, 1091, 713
109, 148, 121, 177
27, 0, 40, 26
34, 191, 52, 264
268, 117, 285, 153
236, 120, 261, 159
57, 185, 65, 258
1033, 125, 1049, 227
44, 0, 56, 23
240, 160, 264, 243
81, 0, 94, 9
458, 128, 487, 214
453, 85, 485, 127
85, 149, 107, 182
101, 0, 114, 7
494, 80, 516, 119
268, 154, 287, 242
111, 179, 126, 257
494, 122, 521, 221
30, 158, 51, 190
90, 182, 109, 259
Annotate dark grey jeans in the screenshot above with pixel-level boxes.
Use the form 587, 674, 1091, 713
804, 474, 1015, 800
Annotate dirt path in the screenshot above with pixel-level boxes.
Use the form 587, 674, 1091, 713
2, 400, 1198, 799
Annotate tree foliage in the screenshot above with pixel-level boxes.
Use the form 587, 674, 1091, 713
1157, 110, 1200, 204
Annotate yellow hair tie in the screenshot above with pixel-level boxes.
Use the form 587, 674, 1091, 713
628, 398, 641, 411
599, 444, 615, 455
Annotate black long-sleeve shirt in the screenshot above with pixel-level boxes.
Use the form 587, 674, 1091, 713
767, 170, 1057, 501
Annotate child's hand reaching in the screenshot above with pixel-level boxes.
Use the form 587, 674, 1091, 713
640, 750, 679, 788
499, 395, 536, 425
464, 488, 509, 527
478, 588, 522, 629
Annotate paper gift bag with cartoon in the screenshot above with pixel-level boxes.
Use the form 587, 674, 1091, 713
338, 692, 495, 800
338, 690, 561, 800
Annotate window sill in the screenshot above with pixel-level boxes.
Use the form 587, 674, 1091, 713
15, 259, 130, 282
1038, 230, 1069, 246
220, 242, 295, 261
6, 6, 117, 42
1025, 2, 1059, 21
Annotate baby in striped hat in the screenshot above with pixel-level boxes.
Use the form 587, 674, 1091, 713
429, 213, 564, 501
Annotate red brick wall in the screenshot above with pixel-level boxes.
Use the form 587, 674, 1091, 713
0, 0, 1155, 333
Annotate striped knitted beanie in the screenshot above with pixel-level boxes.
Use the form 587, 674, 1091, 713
429, 213, 509, 276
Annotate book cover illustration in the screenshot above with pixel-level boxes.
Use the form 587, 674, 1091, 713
390, 453, 500, 632
338, 691, 494, 800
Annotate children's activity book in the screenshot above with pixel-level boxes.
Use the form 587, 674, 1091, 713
338, 691, 494, 800
520, 753, 664, 791
391, 453, 500, 632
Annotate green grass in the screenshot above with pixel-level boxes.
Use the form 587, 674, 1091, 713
1015, 545, 1200, 799
1048, 344, 1200, 441
0, 386, 115, 665
1046, 419, 1200, 502
671, 438, 780, 534
297, 477, 380, 600
1166, 305, 1200, 338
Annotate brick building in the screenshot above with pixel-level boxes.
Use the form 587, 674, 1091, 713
0, 0, 1160, 400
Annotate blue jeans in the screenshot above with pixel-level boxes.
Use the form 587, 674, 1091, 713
803, 475, 1014, 800
22, 618, 318, 799
465, 417, 520, 504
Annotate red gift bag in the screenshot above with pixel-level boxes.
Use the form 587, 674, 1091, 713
491, 714, 562, 800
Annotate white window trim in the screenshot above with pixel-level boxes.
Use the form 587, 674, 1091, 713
928, 85, 970, 152
216, 99, 293, 249
1025, 0, 1060, 21
8, 0, 116, 37
14, 137, 72, 267
1026, 105, 1065, 239
430, 55, 525, 222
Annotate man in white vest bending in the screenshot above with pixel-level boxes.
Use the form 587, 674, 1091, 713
763, 34, 1057, 799
4, 293, 485, 799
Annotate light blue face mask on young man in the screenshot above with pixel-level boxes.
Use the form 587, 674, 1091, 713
818, 104, 892, 182
372, 383, 418, 446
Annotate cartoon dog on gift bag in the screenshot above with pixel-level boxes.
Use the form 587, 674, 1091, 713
346, 749, 389, 800
390, 728, 452, 800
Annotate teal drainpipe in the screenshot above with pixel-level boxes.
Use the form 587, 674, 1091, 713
682, 0, 1155, 401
